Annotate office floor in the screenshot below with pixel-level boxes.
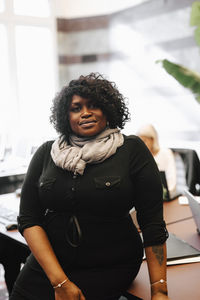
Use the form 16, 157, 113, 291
0, 265, 8, 300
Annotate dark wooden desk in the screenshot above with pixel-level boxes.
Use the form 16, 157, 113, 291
132, 197, 193, 230
129, 199, 200, 300
128, 261, 200, 300
163, 198, 192, 225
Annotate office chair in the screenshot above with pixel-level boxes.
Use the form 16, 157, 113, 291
171, 148, 200, 196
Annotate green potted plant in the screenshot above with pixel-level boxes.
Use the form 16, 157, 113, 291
157, 1, 200, 103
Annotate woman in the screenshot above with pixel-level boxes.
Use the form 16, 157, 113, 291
10, 73, 170, 300
137, 124, 177, 200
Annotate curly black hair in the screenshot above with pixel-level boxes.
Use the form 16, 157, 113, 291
50, 72, 130, 139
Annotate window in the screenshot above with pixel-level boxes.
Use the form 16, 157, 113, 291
13, 0, 50, 17
0, 0, 4, 12
15, 25, 55, 137
0, 24, 11, 135
0, 0, 57, 159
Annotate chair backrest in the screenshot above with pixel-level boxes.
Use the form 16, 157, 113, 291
159, 171, 170, 201
171, 148, 200, 196
173, 151, 187, 196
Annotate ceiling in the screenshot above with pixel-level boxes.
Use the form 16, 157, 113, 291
55, 0, 150, 19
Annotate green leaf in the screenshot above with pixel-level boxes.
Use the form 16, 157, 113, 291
196, 94, 200, 103
190, 1, 200, 26
158, 59, 200, 103
194, 26, 200, 46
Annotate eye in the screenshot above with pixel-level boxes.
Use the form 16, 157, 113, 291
70, 105, 81, 112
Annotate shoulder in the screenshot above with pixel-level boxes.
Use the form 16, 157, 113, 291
155, 148, 175, 166
158, 148, 174, 157
123, 134, 142, 143
123, 134, 146, 149
38, 140, 54, 150
26, 140, 55, 171
122, 134, 153, 161
122, 134, 159, 173
33, 140, 55, 157
45, 140, 55, 149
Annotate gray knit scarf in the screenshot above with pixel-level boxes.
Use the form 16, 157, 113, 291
51, 128, 124, 175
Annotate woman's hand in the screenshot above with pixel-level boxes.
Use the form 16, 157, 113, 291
152, 292, 171, 300
55, 280, 86, 300
23, 227, 85, 299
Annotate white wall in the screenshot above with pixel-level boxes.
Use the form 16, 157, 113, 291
55, 0, 149, 18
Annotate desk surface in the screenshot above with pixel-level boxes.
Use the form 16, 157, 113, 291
163, 198, 193, 225
128, 261, 200, 300
0, 168, 26, 178
129, 200, 200, 300
0, 163, 27, 178
0, 193, 27, 246
0, 156, 28, 178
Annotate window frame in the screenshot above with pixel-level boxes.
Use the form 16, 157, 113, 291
0, 0, 58, 145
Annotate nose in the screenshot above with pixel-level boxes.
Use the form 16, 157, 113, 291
81, 106, 92, 118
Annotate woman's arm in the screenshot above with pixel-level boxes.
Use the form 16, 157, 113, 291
128, 137, 170, 299
145, 242, 170, 300
23, 225, 85, 300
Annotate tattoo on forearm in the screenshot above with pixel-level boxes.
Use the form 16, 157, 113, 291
152, 245, 164, 265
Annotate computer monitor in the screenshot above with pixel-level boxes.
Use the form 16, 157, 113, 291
184, 190, 200, 235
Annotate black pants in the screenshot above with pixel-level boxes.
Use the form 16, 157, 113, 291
9, 288, 27, 300
0, 234, 30, 295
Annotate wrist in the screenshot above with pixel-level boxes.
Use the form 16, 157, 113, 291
151, 279, 168, 296
53, 278, 69, 289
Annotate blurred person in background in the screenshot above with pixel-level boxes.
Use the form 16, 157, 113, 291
137, 124, 177, 199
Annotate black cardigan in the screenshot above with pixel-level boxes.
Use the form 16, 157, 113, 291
18, 135, 167, 269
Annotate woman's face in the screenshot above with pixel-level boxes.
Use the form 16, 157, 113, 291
68, 95, 107, 137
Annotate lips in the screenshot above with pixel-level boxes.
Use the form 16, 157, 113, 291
79, 120, 97, 126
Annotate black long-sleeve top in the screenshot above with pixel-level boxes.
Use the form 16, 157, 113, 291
18, 135, 168, 270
